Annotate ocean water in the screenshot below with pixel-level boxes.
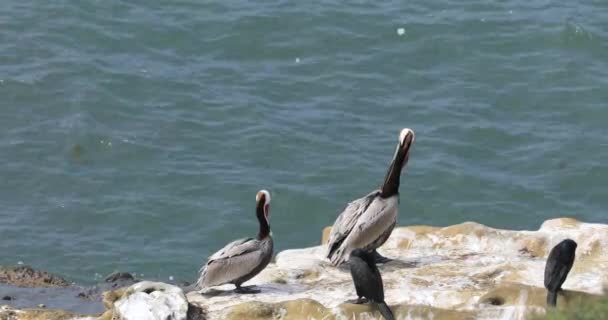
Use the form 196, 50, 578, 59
1, 1, 607, 285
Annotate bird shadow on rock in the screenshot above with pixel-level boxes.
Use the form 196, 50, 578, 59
379, 259, 418, 270
199, 286, 263, 298
328, 258, 418, 273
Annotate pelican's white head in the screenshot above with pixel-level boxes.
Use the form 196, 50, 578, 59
256, 189, 271, 222
399, 128, 415, 146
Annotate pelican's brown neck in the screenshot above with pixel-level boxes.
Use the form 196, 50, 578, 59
256, 195, 270, 240
380, 130, 414, 198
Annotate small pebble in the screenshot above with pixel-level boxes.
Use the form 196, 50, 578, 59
397, 28, 405, 36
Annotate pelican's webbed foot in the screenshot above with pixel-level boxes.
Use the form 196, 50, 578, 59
234, 285, 261, 294
373, 250, 392, 264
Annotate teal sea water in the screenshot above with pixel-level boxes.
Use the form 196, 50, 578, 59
1, 1, 607, 285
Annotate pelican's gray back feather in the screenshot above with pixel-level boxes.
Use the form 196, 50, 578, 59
197, 236, 273, 289
327, 192, 398, 266
327, 191, 379, 261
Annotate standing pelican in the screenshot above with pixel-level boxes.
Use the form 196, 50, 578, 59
196, 190, 273, 293
544, 239, 577, 307
327, 128, 415, 266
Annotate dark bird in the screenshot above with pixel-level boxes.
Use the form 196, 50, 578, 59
196, 190, 273, 294
348, 249, 395, 320
327, 128, 415, 266
544, 239, 577, 307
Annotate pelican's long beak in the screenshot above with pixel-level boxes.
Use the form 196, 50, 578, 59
381, 128, 415, 197
398, 128, 415, 159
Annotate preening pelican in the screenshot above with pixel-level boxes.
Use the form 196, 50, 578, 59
196, 190, 273, 293
327, 128, 415, 266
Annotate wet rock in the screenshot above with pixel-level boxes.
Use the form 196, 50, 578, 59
104, 272, 135, 284
186, 303, 206, 320
102, 287, 127, 309
0, 282, 106, 315
74, 272, 137, 304
112, 281, 188, 320
76, 290, 94, 301
0, 266, 69, 288
101, 271, 138, 292
0, 305, 84, 320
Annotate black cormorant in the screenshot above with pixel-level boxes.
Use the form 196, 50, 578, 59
544, 239, 577, 307
348, 249, 395, 320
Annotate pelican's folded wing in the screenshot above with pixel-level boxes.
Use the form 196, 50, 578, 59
327, 190, 379, 258
197, 238, 264, 288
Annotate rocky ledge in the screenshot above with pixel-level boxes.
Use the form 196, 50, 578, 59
2, 217, 607, 320
0, 266, 70, 288
186, 217, 607, 320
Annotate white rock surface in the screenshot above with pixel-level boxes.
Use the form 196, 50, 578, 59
114, 281, 188, 320
187, 218, 608, 320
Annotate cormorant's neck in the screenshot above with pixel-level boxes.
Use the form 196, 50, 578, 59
362, 253, 377, 269
380, 144, 407, 198
256, 201, 270, 240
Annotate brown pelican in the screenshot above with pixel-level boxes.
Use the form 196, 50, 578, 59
327, 128, 415, 266
196, 190, 273, 294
